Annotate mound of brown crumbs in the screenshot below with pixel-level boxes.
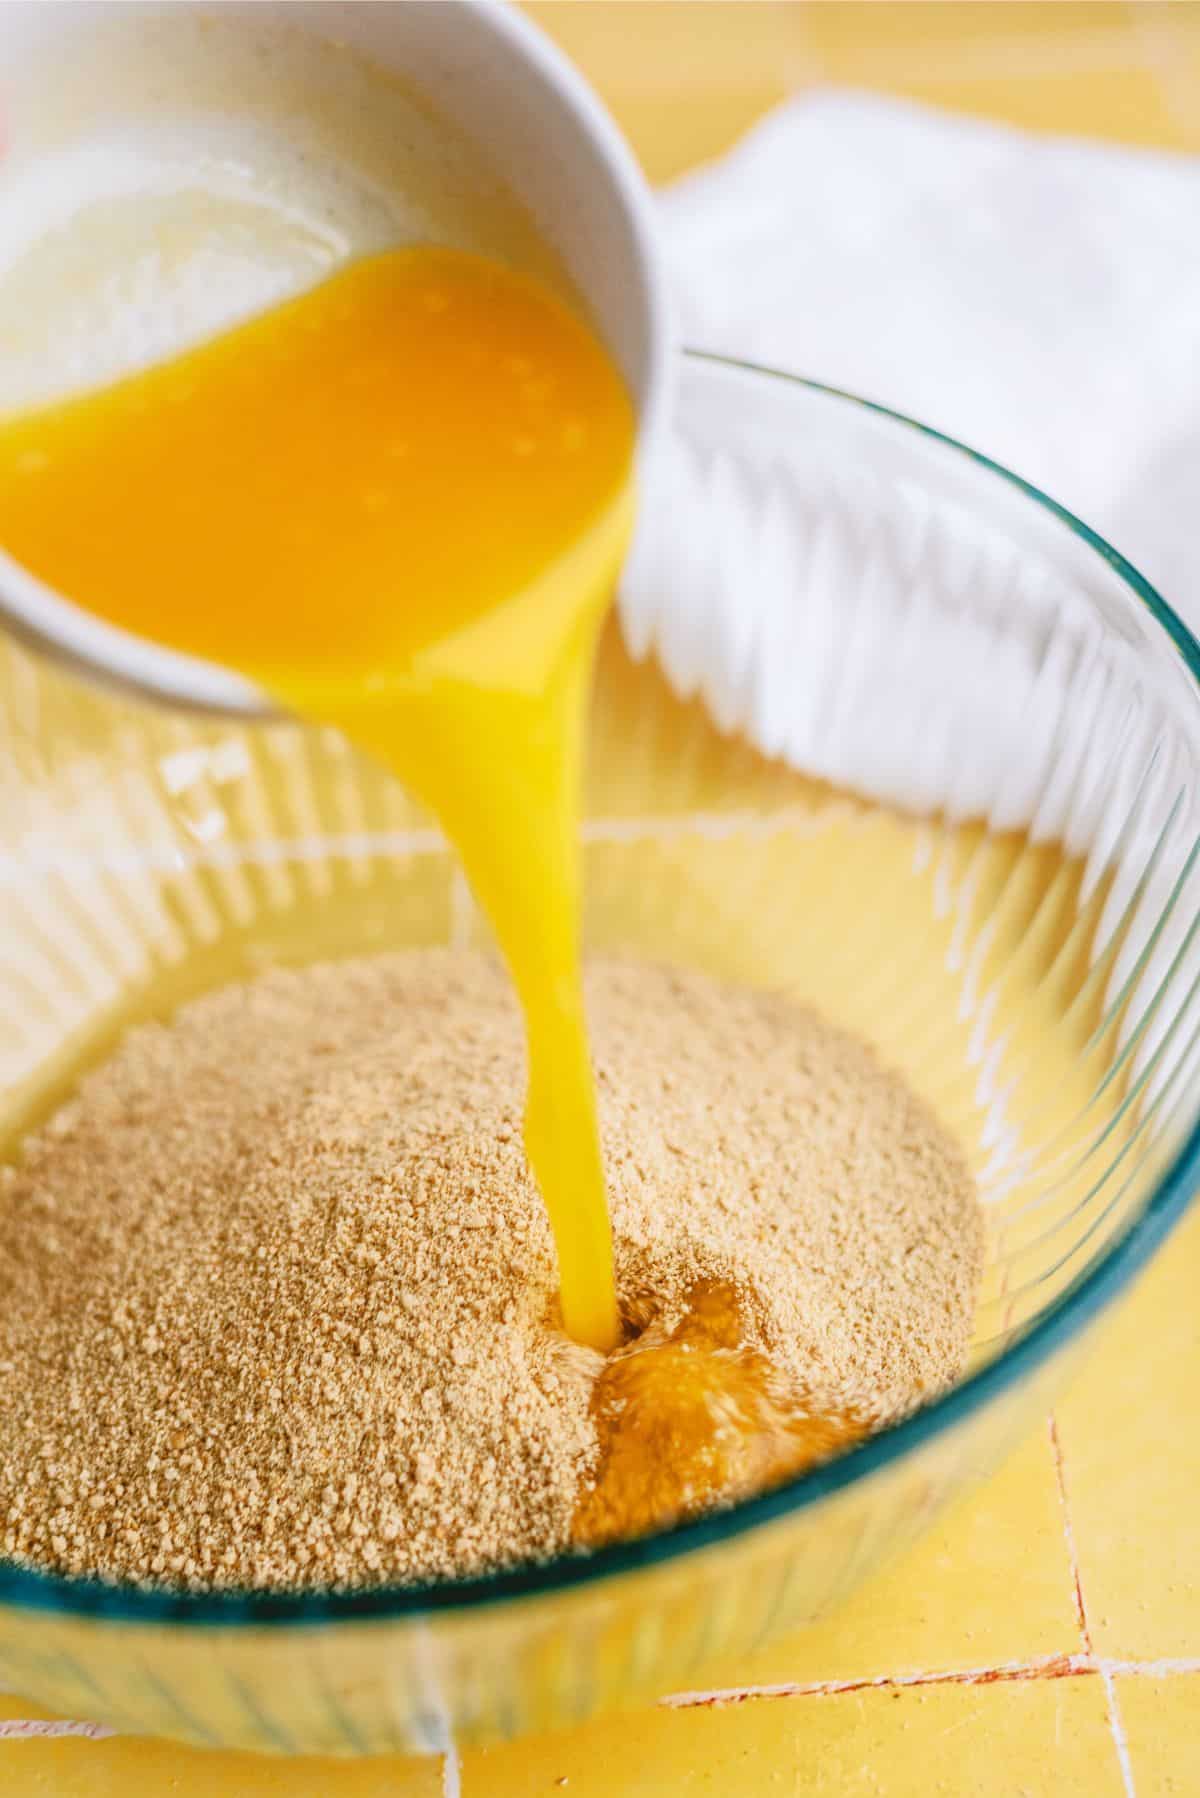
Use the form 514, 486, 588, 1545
0, 952, 983, 1591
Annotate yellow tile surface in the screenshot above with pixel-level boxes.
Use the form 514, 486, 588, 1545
1054, 1203, 1200, 1660
0, 1697, 440, 1797
465, 1677, 1125, 1797
5, 3, 1200, 1795
803, 2, 1130, 58
524, 2, 811, 180
1117, 1673, 1200, 1798
701, 1430, 1079, 1692
850, 64, 1180, 145
802, 1, 1185, 144
532, 0, 1197, 165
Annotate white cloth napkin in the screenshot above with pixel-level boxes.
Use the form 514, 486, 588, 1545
620, 93, 1199, 827
617, 92, 1200, 1055
657, 89, 1200, 622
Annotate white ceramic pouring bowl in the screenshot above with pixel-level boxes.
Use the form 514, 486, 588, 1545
0, 0, 669, 716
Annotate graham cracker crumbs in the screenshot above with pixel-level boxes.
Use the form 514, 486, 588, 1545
0, 951, 983, 1591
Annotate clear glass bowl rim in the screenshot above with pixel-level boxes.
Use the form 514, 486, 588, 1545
2, 347, 1198, 1628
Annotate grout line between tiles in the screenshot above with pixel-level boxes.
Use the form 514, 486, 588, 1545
1050, 1415, 1137, 1798
1101, 1667, 1138, 1798
661, 1654, 1200, 1715
0, 1718, 115, 1741
442, 1745, 461, 1798
1107, 1657, 1200, 1678
1048, 1415, 1092, 1653
661, 1652, 1093, 1709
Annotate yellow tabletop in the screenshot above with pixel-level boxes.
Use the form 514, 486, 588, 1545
5, 4, 1200, 1793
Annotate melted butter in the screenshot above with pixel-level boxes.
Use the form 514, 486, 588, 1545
0, 244, 633, 1352
573, 1282, 868, 1548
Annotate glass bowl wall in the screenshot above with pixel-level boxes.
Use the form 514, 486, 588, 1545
1, 355, 1198, 1754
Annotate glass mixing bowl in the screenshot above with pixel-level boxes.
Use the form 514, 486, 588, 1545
1, 352, 1199, 1756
